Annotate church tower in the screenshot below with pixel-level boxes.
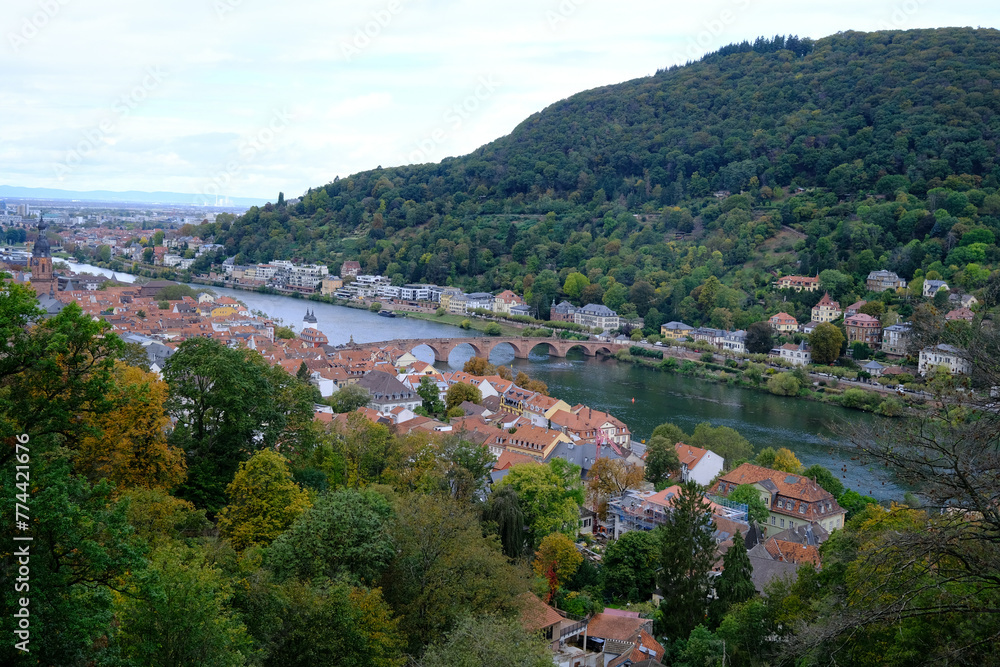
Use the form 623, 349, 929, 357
28, 220, 55, 294
303, 308, 318, 329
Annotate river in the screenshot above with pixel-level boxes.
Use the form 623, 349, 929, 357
64, 262, 900, 499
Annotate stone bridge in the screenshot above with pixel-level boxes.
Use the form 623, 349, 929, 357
368, 336, 618, 363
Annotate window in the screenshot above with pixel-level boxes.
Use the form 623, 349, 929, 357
777, 499, 784, 508
780, 519, 785, 528
771, 516, 776, 525
800, 504, 806, 514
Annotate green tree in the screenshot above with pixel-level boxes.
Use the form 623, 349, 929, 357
603, 281, 629, 312
803, 464, 845, 498
810, 322, 845, 365
163, 337, 314, 510
656, 481, 718, 640
483, 485, 528, 559
114, 545, 252, 667
688, 422, 754, 469
418, 614, 552, 667
381, 494, 527, 652
754, 446, 777, 468
446, 382, 482, 410
728, 484, 769, 525
484, 322, 502, 335
601, 530, 660, 602
275, 325, 295, 339
495, 461, 582, 548
563, 271, 590, 301
767, 372, 801, 396
417, 375, 445, 415
217, 449, 312, 552
745, 321, 775, 354
268, 487, 396, 587
711, 532, 756, 625
644, 434, 682, 485
329, 383, 372, 413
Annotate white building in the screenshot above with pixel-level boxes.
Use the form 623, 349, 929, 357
923, 280, 949, 297
574, 304, 620, 331
722, 330, 746, 354
675, 442, 724, 486
918, 344, 972, 376
779, 341, 812, 366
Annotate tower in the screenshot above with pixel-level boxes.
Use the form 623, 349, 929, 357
28, 220, 55, 294
303, 308, 318, 329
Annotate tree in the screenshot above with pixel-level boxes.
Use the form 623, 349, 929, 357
656, 481, 718, 640
329, 383, 372, 413
563, 271, 590, 302
163, 337, 314, 511
381, 494, 527, 653
217, 449, 312, 552
417, 615, 552, 667
76, 362, 187, 491
644, 434, 682, 485
688, 422, 754, 468
745, 321, 775, 354
587, 457, 643, 501
803, 464, 845, 498
728, 484, 769, 525
810, 322, 845, 365
275, 325, 295, 339
417, 375, 445, 415
495, 461, 582, 548
114, 545, 252, 667
601, 530, 660, 603
484, 322, 502, 335
711, 532, 756, 625
772, 447, 803, 473
446, 382, 482, 411
767, 372, 801, 396
533, 532, 583, 602
268, 487, 396, 587
483, 485, 528, 559
463, 356, 493, 376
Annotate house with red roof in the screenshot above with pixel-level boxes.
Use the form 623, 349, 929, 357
675, 442, 724, 486
768, 312, 798, 333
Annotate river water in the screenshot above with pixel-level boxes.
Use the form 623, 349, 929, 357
65, 263, 900, 499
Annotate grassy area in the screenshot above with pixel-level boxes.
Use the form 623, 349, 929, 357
405, 311, 525, 337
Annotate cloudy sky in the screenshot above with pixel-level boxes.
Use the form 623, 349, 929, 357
1, 0, 996, 201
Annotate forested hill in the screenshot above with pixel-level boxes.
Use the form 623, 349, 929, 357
203, 27, 1000, 325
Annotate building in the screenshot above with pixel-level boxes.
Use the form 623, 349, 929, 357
27, 221, 55, 294
320, 276, 343, 295
945, 307, 975, 322
711, 463, 846, 534
844, 313, 882, 346
844, 300, 866, 317
866, 270, 907, 292
923, 279, 949, 297
550, 300, 578, 323
493, 290, 525, 315
340, 260, 361, 277
549, 406, 631, 447
779, 341, 812, 366
661, 321, 694, 340
881, 323, 912, 356
691, 327, 726, 346
356, 370, 421, 414
574, 304, 620, 331
918, 344, 972, 376
768, 312, 798, 333
675, 442, 724, 486
775, 275, 820, 292
810, 293, 841, 323
721, 330, 746, 354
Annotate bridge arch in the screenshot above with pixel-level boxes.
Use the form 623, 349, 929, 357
525, 340, 562, 358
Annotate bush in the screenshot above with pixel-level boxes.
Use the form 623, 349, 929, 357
659, 357, 679, 373
767, 373, 801, 396
630, 346, 663, 360
839, 388, 882, 411
369, 302, 382, 312
435, 307, 446, 316
484, 323, 502, 336
460, 319, 471, 329
700, 351, 715, 363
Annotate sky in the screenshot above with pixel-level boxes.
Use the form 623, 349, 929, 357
1, 0, 997, 202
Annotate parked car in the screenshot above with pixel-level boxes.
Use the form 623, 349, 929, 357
654, 341, 663, 346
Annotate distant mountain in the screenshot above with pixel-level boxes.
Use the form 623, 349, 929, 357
0, 185, 271, 207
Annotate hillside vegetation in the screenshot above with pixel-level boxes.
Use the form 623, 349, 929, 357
198, 27, 1000, 329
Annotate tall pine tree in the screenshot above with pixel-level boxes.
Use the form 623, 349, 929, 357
710, 531, 756, 626
656, 481, 718, 640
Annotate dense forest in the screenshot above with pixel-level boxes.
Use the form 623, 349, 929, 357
194, 27, 1000, 332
